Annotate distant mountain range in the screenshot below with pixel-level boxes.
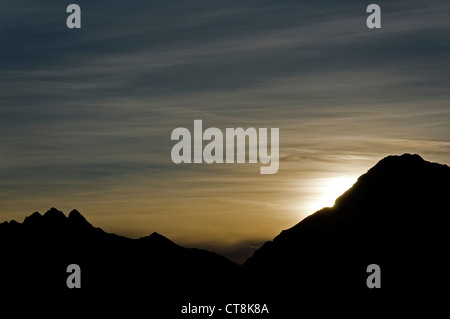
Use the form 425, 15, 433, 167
0, 207, 236, 289
1, 154, 448, 316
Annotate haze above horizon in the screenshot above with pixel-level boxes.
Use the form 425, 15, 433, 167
0, 1, 449, 263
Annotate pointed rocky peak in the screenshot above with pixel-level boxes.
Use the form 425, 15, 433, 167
23, 212, 43, 225
148, 232, 169, 240
149, 231, 163, 238
332, 153, 450, 208
138, 232, 179, 248
43, 207, 66, 220
364, 153, 448, 178
372, 153, 423, 170
37, 208, 68, 229
381, 153, 424, 163
67, 209, 92, 227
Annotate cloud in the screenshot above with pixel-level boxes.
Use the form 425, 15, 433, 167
0, 0, 449, 258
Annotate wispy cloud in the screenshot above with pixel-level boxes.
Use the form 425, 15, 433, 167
0, 0, 449, 259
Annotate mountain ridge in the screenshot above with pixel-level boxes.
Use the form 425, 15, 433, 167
0, 153, 448, 315
243, 153, 449, 304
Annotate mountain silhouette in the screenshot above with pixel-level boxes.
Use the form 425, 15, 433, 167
0, 207, 237, 316
242, 153, 449, 313
0, 154, 448, 316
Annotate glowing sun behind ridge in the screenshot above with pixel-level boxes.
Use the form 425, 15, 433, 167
307, 176, 357, 214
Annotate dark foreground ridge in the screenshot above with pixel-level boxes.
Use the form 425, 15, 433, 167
0, 153, 448, 316
0, 207, 237, 284
243, 153, 450, 312
0, 208, 238, 316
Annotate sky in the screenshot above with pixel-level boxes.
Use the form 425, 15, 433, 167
0, 0, 449, 263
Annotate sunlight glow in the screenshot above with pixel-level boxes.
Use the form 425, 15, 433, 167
307, 176, 357, 214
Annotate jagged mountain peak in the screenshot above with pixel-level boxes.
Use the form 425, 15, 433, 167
245, 153, 450, 271
23, 211, 43, 224
138, 231, 179, 247
0, 207, 238, 298
68, 209, 92, 227
333, 153, 450, 210
43, 207, 66, 221
5, 208, 96, 234
366, 153, 448, 179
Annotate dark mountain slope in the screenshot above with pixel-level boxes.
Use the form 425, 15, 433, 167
0, 208, 237, 315
1, 154, 448, 316
244, 154, 450, 305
